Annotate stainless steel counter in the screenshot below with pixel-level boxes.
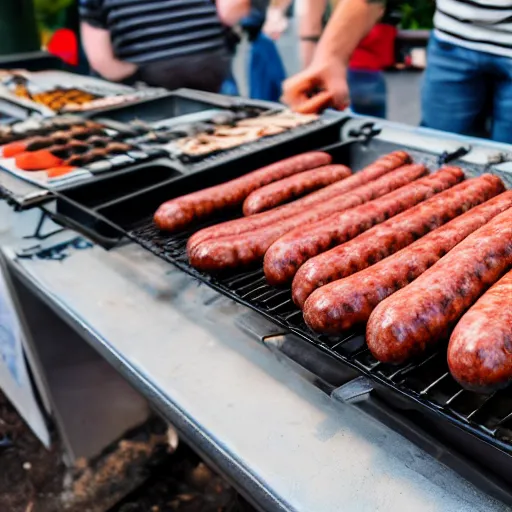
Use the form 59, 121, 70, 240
1, 225, 504, 512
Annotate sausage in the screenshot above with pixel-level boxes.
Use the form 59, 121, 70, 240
448, 269, 512, 393
154, 151, 332, 232
365, 204, 512, 364
264, 166, 464, 286
189, 163, 427, 272
303, 190, 512, 336
242, 165, 353, 215
293, 174, 505, 308
187, 150, 411, 251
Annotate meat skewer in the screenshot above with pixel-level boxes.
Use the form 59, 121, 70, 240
242, 165, 352, 215
292, 174, 504, 308
154, 151, 333, 232
187, 150, 410, 251
448, 269, 512, 393
365, 205, 512, 364
1, 124, 106, 157
189, 163, 428, 272
302, 190, 512, 336
264, 167, 464, 286
64, 142, 133, 166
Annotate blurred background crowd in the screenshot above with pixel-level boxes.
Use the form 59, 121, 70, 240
4, 0, 512, 142
0, 0, 434, 124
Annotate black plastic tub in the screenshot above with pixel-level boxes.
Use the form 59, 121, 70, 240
55, 114, 346, 244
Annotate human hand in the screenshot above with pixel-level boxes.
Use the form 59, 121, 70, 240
262, 7, 289, 40
282, 58, 350, 114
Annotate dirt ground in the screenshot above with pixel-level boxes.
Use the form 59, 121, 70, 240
0, 391, 256, 512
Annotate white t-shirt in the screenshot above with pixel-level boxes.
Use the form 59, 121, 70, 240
435, 0, 512, 58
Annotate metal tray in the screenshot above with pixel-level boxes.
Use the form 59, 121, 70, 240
85, 88, 278, 123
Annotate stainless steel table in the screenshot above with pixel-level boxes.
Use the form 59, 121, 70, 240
1, 221, 504, 512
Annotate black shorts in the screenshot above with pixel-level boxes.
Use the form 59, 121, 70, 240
135, 48, 232, 93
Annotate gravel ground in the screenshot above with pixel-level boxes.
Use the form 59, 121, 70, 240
0, 390, 256, 512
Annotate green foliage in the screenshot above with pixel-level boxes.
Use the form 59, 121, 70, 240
34, 0, 73, 15
397, 0, 435, 30
33, 0, 73, 31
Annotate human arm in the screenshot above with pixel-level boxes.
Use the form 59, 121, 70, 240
282, 0, 385, 113
262, 0, 293, 40
216, 0, 251, 26
296, 0, 328, 67
80, 22, 137, 82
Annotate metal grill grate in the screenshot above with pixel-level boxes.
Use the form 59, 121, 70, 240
129, 219, 512, 454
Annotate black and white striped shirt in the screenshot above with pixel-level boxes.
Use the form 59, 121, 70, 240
435, 0, 512, 57
79, 0, 227, 64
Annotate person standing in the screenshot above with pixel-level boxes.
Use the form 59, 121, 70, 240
79, 0, 250, 92
283, 0, 512, 143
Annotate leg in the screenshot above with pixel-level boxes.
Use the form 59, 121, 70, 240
421, 34, 487, 136
491, 56, 512, 143
348, 69, 387, 119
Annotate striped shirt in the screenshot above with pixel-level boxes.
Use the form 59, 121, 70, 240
79, 0, 228, 64
435, 0, 512, 58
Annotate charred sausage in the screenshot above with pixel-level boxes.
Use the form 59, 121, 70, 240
242, 165, 352, 215
264, 167, 464, 286
448, 269, 512, 393
293, 174, 504, 308
303, 190, 512, 336
365, 205, 512, 364
187, 151, 411, 251
189, 163, 427, 272
154, 152, 332, 232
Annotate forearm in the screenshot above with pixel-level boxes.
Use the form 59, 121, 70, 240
315, 0, 384, 64
81, 23, 136, 81
89, 56, 136, 82
216, 0, 250, 26
297, 0, 326, 67
269, 0, 292, 9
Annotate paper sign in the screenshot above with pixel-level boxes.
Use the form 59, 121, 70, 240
0, 267, 50, 447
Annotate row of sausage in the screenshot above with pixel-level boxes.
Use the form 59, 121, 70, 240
153, 150, 512, 394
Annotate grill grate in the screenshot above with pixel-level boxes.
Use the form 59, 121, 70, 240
129, 219, 512, 454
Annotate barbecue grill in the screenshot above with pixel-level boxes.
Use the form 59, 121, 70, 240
47, 116, 512, 504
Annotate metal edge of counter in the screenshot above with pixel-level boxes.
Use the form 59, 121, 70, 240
1, 245, 292, 512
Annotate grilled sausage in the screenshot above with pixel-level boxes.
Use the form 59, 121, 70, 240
187, 150, 411, 251
293, 174, 504, 308
243, 165, 353, 215
448, 269, 512, 393
188, 163, 428, 272
303, 190, 512, 336
264, 167, 464, 286
365, 205, 512, 364
154, 152, 332, 232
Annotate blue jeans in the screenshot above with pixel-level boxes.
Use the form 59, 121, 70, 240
348, 69, 387, 119
422, 34, 512, 143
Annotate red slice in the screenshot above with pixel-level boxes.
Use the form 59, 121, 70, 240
15, 150, 64, 171
2, 141, 28, 158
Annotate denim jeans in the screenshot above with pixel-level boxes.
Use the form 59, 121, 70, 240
348, 69, 387, 119
422, 33, 512, 143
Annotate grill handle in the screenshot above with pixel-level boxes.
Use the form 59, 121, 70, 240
437, 145, 471, 166
331, 376, 374, 404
